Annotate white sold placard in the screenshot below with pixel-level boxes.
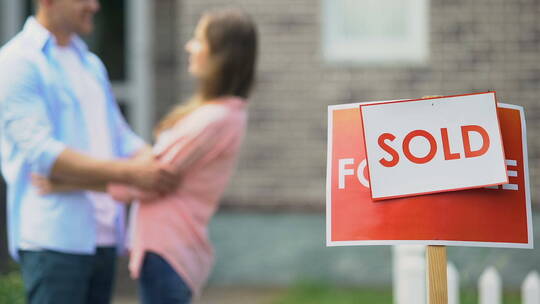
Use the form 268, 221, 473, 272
360, 92, 508, 200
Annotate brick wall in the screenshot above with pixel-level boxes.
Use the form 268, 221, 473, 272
163, 0, 540, 209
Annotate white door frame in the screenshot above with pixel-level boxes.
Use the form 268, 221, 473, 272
1, 0, 24, 44
125, 0, 154, 140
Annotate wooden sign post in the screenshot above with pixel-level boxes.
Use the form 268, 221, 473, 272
427, 245, 448, 304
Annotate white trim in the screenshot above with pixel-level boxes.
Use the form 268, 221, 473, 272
506, 159, 518, 166
128, 0, 154, 140
515, 103, 535, 248
502, 184, 519, 191
1, 0, 24, 45
111, 82, 133, 103
507, 170, 518, 177
327, 239, 533, 249
326, 101, 534, 249
325, 105, 334, 246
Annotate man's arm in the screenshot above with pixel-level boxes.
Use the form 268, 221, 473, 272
32, 173, 107, 194
50, 148, 177, 193
33, 148, 166, 200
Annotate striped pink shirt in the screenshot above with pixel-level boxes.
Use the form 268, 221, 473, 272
110, 97, 247, 295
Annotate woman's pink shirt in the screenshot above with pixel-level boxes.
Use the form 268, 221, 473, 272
110, 97, 247, 295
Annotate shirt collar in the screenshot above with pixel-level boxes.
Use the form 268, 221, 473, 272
23, 17, 89, 59
22, 17, 51, 50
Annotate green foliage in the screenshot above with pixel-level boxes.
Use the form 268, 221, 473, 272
271, 282, 392, 304
6, 261, 20, 273
459, 289, 521, 304
272, 283, 522, 304
0, 272, 25, 304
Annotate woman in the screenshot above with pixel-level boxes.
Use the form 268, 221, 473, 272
34, 9, 258, 303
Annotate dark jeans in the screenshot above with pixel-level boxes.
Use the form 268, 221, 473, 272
140, 252, 193, 304
19, 247, 116, 304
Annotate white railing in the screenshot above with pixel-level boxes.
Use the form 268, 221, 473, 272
394, 246, 540, 304
393, 245, 427, 304
478, 266, 502, 304
522, 271, 540, 304
447, 262, 459, 304
453, 265, 538, 304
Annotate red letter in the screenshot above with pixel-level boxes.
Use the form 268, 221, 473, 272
440, 128, 460, 160
462, 125, 490, 158
378, 133, 399, 167
402, 130, 437, 164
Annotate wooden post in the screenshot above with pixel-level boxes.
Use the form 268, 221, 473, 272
427, 245, 448, 304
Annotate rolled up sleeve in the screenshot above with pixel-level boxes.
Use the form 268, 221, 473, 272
0, 58, 66, 177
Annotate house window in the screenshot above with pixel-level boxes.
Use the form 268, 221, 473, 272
322, 0, 429, 65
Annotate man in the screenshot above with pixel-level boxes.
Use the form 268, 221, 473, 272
0, 0, 177, 303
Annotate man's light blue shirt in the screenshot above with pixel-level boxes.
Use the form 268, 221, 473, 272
0, 18, 145, 260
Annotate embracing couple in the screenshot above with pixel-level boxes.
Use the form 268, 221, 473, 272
0, 0, 257, 303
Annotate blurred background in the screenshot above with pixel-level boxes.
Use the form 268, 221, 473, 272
0, 0, 539, 303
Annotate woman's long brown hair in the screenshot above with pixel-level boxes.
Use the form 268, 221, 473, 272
154, 9, 258, 136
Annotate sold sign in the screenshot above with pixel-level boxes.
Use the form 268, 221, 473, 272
360, 92, 508, 201
327, 101, 532, 247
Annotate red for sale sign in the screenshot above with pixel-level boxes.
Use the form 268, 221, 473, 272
326, 101, 533, 248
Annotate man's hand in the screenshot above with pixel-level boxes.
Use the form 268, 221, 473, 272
124, 158, 179, 194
